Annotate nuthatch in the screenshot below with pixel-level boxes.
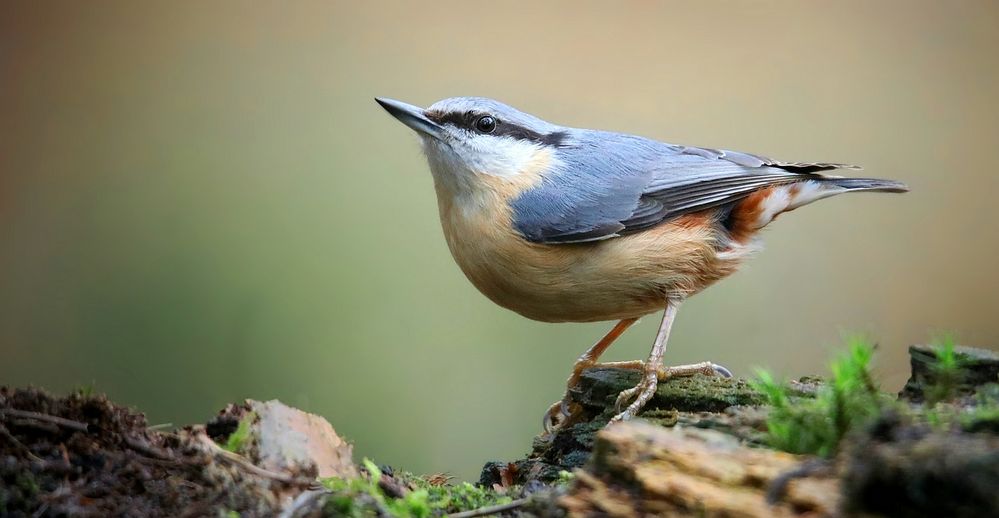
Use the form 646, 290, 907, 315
375, 96, 907, 433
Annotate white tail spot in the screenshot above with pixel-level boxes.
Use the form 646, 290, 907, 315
754, 180, 846, 229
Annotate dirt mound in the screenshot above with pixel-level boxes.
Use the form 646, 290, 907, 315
0, 387, 288, 517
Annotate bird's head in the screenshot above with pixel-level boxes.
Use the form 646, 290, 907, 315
376, 97, 568, 194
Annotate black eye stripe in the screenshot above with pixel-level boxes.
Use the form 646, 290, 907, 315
426, 111, 477, 128
425, 110, 567, 147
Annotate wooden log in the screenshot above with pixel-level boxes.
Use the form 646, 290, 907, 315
558, 421, 839, 518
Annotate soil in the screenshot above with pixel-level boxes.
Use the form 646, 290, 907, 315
0, 388, 288, 517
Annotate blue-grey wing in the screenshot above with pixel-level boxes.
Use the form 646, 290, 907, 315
510, 131, 853, 244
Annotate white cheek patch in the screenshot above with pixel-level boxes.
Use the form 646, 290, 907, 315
461, 135, 542, 178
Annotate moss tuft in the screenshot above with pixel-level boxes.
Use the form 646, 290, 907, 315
222, 411, 256, 454
924, 334, 963, 405
320, 459, 515, 517
752, 336, 885, 457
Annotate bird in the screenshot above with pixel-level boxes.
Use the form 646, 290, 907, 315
375, 96, 907, 434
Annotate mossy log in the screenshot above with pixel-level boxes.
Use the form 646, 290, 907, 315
486, 345, 999, 518
482, 368, 814, 487
899, 344, 999, 402
558, 421, 839, 517
842, 411, 999, 518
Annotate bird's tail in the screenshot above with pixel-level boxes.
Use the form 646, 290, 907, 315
819, 177, 909, 193
753, 175, 908, 228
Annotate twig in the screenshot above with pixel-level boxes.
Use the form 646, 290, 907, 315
766, 458, 832, 504
124, 435, 174, 461
1, 408, 88, 432
0, 424, 44, 462
197, 434, 313, 486
446, 498, 529, 518
31, 502, 49, 518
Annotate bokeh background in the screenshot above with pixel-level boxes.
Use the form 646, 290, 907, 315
3, 1, 998, 480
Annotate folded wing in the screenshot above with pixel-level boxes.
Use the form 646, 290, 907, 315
510, 133, 854, 244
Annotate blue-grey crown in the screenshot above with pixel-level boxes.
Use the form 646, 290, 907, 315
426, 97, 568, 147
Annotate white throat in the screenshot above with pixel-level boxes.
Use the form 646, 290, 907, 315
421, 135, 543, 195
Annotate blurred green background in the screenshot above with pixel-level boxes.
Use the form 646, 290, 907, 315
2, 1, 998, 480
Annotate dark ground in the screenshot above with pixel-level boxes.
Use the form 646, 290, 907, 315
0, 387, 297, 517
3, 344, 999, 517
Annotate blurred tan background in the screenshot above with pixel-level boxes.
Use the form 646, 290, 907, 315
2, 1, 998, 480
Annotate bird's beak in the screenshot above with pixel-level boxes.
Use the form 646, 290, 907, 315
375, 97, 444, 140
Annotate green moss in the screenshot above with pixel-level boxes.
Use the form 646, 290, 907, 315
900, 335, 999, 432
321, 460, 429, 518
646, 374, 767, 413
578, 368, 766, 418
422, 482, 511, 515
924, 335, 963, 405
752, 337, 885, 457
74, 383, 97, 398
960, 383, 999, 433
556, 470, 575, 484
320, 459, 514, 517
0, 470, 39, 516
16, 472, 39, 497
222, 411, 256, 454
753, 335, 999, 457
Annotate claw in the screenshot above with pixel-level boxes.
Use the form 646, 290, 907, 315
542, 415, 556, 435
610, 372, 659, 423
712, 363, 733, 378
541, 401, 561, 435
614, 387, 638, 413
542, 395, 579, 436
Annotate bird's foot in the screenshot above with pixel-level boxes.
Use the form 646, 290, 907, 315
541, 398, 577, 436
541, 359, 645, 435
543, 359, 731, 433
610, 360, 732, 423
542, 364, 596, 435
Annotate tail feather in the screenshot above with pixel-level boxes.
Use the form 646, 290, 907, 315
732, 175, 908, 235
821, 177, 909, 193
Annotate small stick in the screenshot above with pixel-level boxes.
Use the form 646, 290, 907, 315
766, 458, 832, 505
197, 435, 313, 486
31, 502, 50, 518
124, 435, 174, 461
1, 408, 88, 432
446, 498, 529, 518
0, 424, 44, 462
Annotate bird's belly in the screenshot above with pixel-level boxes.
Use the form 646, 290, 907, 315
441, 210, 750, 323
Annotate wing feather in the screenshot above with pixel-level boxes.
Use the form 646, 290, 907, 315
509, 135, 854, 244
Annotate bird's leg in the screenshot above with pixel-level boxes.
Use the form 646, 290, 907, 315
542, 318, 638, 434
608, 299, 731, 424
608, 301, 679, 424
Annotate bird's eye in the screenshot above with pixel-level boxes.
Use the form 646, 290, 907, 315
475, 115, 496, 133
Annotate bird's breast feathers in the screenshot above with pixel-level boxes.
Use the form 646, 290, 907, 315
432, 154, 749, 322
